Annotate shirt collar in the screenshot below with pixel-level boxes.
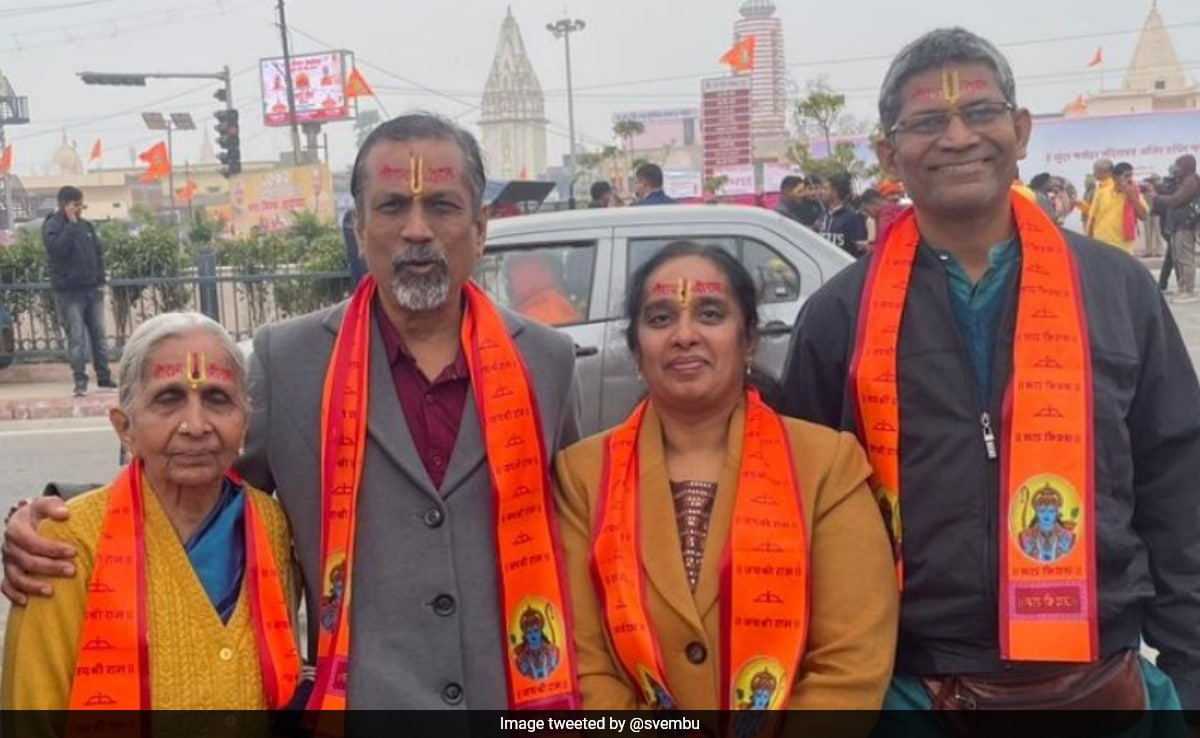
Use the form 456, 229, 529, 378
372, 295, 469, 381
931, 237, 1019, 271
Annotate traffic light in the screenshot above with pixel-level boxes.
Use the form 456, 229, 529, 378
78, 73, 147, 86
214, 109, 241, 177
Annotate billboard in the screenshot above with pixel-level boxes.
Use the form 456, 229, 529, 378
260, 51, 352, 127
227, 164, 335, 237
613, 108, 699, 150
702, 76, 753, 176
1022, 110, 1200, 192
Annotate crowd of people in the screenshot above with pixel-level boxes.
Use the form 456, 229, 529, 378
2, 23, 1200, 736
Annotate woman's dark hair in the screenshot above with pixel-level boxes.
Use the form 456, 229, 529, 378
624, 240, 785, 410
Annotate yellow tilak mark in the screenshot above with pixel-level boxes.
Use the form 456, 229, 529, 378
677, 278, 691, 308
410, 153, 425, 199
186, 351, 207, 391
942, 68, 961, 104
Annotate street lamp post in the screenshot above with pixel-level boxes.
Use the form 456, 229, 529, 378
546, 17, 585, 209
142, 112, 195, 238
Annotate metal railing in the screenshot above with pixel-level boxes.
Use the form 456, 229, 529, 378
0, 268, 352, 362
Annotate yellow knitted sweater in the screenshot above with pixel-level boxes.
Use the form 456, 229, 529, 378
1, 480, 296, 711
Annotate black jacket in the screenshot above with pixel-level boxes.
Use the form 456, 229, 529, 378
782, 228, 1200, 708
42, 212, 105, 290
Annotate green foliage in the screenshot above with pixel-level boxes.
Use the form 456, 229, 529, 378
704, 175, 729, 196
102, 220, 189, 341
0, 228, 53, 325
794, 77, 847, 156
789, 77, 882, 184
216, 215, 349, 322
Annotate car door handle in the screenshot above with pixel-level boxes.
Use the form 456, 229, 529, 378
759, 321, 792, 337
574, 344, 599, 357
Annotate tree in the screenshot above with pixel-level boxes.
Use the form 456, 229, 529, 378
794, 76, 847, 157
788, 77, 882, 182
704, 175, 729, 197
355, 110, 383, 148
613, 119, 645, 191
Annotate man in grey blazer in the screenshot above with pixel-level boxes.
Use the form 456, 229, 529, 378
2, 114, 582, 710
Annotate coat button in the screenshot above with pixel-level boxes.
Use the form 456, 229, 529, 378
685, 641, 707, 664
442, 682, 464, 705
423, 508, 444, 528
433, 594, 457, 616
219, 647, 234, 661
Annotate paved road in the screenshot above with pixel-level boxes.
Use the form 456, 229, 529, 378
1, 287, 1196, 668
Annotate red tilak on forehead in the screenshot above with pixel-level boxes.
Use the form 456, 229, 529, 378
153, 363, 184, 379
377, 165, 457, 185
912, 72, 990, 103
206, 362, 235, 383
691, 280, 724, 295
649, 281, 680, 297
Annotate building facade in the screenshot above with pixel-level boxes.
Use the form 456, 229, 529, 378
1079, 3, 1199, 116
480, 8, 549, 180
732, 0, 789, 156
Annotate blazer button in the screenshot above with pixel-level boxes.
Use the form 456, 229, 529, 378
685, 641, 707, 664
433, 594, 457, 616
442, 682, 464, 705
423, 508, 444, 528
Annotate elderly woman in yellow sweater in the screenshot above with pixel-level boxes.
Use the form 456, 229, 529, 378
555, 241, 899, 718
2, 312, 300, 721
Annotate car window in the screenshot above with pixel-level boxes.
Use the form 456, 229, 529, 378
474, 242, 597, 326
627, 236, 800, 304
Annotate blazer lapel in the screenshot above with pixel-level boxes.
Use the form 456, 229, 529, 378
637, 406, 706, 633
435, 298, 527, 497
692, 401, 746, 619
332, 307, 440, 500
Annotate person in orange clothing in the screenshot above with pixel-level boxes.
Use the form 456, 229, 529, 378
555, 241, 897, 718
504, 251, 582, 326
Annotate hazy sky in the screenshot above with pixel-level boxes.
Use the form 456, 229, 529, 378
1, 0, 1197, 177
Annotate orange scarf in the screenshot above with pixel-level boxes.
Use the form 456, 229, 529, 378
593, 390, 809, 710
68, 462, 300, 713
308, 278, 580, 713
851, 192, 1097, 662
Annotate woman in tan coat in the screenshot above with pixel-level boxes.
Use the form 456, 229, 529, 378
555, 241, 898, 713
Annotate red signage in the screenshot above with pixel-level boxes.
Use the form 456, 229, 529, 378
702, 76, 753, 175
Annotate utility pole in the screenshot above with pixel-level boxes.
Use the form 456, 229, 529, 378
276, 0, 303, 165
546, 17, 586, 208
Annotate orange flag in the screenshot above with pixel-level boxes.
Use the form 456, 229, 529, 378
89, 138, 103, 163
720, 35, 756, 72
345, 67, 374, 99
0, 144, 12, 176
137, 141, 171, 183
176, 180, 198, 203
1087, 46, 1103, 69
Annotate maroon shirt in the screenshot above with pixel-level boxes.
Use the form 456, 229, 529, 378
374, 301, 469, 490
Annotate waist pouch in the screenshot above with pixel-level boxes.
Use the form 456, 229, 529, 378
921, 649, 1145, 737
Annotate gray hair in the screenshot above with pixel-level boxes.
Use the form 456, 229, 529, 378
350, 112, 487, 217
117, 312, 247, 416
878, 27, 1017, 133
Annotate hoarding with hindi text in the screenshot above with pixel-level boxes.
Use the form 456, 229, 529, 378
259, 51, 352, 127
227, 164, 336, 237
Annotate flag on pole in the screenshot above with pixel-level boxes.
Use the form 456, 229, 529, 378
89, 139, 103, 163
137, 141, 171, 183
1087, 46, 1103, 68
720, 35, 756, 72
0, 144, 12, 176
345, 67, 374, 99
176, 179, 198, 203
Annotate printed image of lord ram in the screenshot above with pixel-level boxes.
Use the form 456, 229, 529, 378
1018, 483, 1077, 563
512, 604, 561, 680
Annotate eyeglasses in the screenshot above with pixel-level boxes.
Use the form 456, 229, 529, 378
888, 101, 1015, 138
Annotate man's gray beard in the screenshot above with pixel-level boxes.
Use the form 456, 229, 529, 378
390, 246, 451, 311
